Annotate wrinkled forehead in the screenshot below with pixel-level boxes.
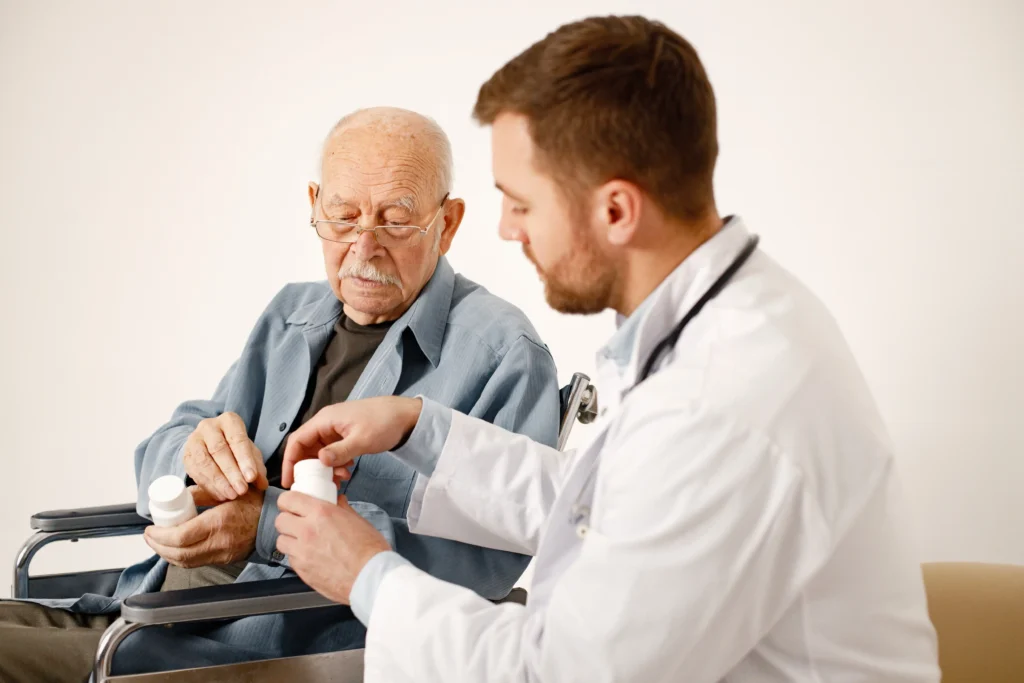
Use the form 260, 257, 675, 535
320, 129, 437, 210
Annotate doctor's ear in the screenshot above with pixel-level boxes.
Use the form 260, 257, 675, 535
308, 182, 319, 209
597, 180, 643, 246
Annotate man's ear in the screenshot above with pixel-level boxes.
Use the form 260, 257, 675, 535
308, 182, 319, 210
599, 180, 643, 247
438, 198, 466, 255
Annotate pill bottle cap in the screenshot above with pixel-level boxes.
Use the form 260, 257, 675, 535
149, 475, 191, 511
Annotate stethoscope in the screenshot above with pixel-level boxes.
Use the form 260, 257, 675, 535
568, 234, 761, 531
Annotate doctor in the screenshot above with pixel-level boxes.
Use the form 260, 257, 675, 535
275, 15, 941, 683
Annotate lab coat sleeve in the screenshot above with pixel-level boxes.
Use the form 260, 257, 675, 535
404, 406, 575, 557
362, 399, 833, 683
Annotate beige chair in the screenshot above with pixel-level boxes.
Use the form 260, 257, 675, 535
922, 562, 1024, 683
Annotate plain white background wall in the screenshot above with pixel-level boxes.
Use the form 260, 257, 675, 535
1, 0, 1022, 592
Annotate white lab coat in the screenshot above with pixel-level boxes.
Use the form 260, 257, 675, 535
363, 220, 941, 683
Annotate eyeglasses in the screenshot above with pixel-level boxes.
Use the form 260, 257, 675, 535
311, 191, 449, 248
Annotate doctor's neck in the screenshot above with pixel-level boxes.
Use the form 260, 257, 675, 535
614, 209, 724, 318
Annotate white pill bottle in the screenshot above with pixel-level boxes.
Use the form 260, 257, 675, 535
147, 475, 198, 527
291, 460, 339, 505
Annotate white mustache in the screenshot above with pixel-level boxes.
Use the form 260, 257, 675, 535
338, 261, 402, 287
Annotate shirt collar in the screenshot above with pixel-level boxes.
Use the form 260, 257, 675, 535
401, 256, 454, 368
287, 255, 455, 368
597, 216, 752, 392
601, 295, 656, 370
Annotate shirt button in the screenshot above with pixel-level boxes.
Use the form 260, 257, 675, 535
576, 525, 589, 539
271, 550, 284, 563
278, 422, 287, 432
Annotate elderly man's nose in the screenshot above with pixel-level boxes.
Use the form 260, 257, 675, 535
351, 229, 382, 255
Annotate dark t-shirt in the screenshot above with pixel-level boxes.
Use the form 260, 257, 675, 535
160, 314, 392, 591
264, 314, 393, 485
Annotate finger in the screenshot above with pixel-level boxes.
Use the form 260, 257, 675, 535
276, 534, 296, 559
282, 426, 332, 489
274, 511, 302, 539
277, 490, 324, 517
281, 440, 297, 490
189, 429, 237, 501
145, 508, 215, 548
202, 424, 248, 496
253, 446, 269, 491
220, 413, 263, 486
149, 537, 213, 569
188, 484, 220, 508
331, 468, 352, 489
318, 439, 361, 469
282, 405, 357, 487
144, 534, 188, 566
183, 440, 228, 502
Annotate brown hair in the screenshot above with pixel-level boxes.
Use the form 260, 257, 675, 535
474, 15, 718, 221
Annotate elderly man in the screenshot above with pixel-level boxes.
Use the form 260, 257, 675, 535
0, 107, 559, 681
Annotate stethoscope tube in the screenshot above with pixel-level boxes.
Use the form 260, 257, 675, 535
634, 234, 760, 388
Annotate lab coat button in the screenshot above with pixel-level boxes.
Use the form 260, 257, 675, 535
576, 524, 589, 539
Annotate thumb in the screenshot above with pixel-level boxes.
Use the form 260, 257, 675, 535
188, 484, 221, 508
318, 438, 361, 469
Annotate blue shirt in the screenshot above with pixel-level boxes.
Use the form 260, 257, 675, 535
137, 256, 560, 602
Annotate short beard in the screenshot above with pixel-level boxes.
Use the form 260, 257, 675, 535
525, 219, 616, 315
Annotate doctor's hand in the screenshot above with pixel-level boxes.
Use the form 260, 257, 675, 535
275, 491, 391, 604
143, 486, 262, 568
183, 412, 269, 502
281, 396, 423, 488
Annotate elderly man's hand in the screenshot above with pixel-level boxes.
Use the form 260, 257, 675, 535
275, 492, 391, 604
281, 396, 422, 488
183, 413, 269, 502
144, 486, 262, 568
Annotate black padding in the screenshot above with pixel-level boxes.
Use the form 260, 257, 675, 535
31, 503, 149, 532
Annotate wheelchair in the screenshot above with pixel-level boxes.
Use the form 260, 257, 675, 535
13, 373, 599, 682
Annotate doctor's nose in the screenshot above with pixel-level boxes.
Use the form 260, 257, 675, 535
499, 216, 526, 244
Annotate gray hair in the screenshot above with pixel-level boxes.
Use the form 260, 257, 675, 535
320, 107, 454, 202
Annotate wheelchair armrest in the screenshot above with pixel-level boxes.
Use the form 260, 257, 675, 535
31, 503, 148, 532
120, 576, 345, 625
